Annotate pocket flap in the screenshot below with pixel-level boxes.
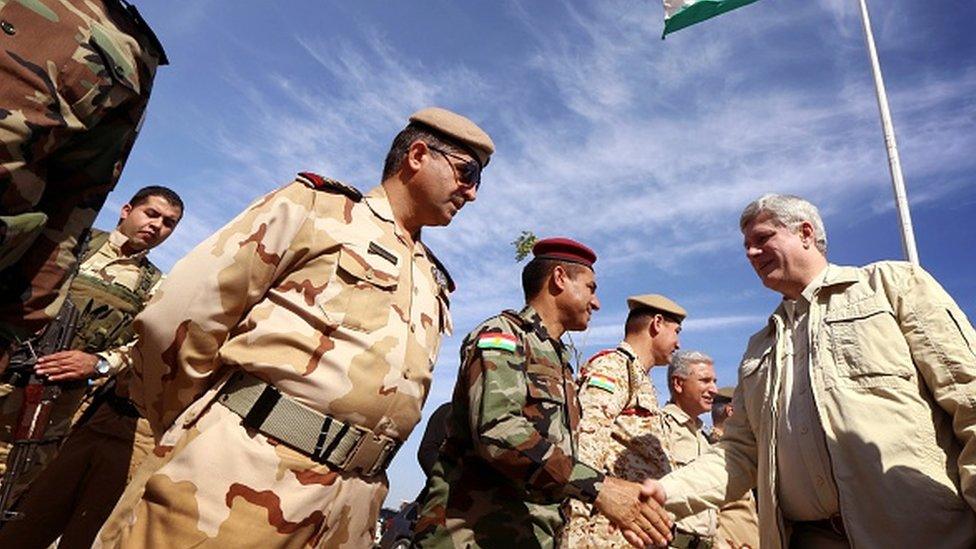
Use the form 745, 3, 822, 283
825, 294, 892, 323
337, 245, 398, 289
526, 364, 565, 403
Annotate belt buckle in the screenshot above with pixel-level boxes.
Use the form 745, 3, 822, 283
340, 431, 392, 477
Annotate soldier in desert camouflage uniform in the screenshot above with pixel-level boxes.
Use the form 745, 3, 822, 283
414, 238, 673, 549
93, 107, 494, 548
0, 0, 167, 349
564, 294, 686, 549
0, 186, 182, 547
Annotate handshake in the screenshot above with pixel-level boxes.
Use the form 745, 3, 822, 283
593, 477, 671, 548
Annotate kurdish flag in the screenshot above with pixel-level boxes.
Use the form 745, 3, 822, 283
477, 333, 518, 353
663, 0, 760, 37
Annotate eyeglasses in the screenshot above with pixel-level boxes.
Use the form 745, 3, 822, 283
428, 145, 481, 190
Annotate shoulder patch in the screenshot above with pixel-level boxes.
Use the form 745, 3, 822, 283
296, 172, 362, 201
421, 243, 455, 294
586, 373, 618, 394
476, 332, 518, 353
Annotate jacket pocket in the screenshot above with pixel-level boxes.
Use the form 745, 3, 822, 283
824, 293, 914, 384
525, 363, 566, 441
319, 244, 399, 333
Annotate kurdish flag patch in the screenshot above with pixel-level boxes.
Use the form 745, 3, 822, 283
477, 333, 518, 353
587, 373, 618, 394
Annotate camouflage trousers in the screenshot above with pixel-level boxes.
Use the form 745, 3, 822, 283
95, 403, 388, 548
0, 401, 153, 548
0, 0, 163, 342
0, 381, 87, 500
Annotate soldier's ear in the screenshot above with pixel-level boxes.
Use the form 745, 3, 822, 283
404, 140, 430, 174
119, 203, 133, 222
550, 265, 568, 292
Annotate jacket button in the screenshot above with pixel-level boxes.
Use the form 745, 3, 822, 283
0, 21, 15, 35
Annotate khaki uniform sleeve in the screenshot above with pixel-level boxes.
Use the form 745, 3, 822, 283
880, 263, 976, 512
576, 356, 630, 474
660, 361, 760, 518
131, 183, 317, 435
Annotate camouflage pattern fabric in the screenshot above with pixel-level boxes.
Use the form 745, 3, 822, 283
0, 228, 161, 497
95, 176, 453, 548
413, 306, 604, 549
0, 0, 165, 342
563, 342, 671, 548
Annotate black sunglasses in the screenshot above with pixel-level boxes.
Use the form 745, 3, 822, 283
428, 145, 481, 190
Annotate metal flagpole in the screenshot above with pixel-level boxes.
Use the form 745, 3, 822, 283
857, 0, 919, 265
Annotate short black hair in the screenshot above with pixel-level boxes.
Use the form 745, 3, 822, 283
381, 123, 469, 181
129, 185, 184, 213
521, 258, 588, 301
624, 306, 682, 335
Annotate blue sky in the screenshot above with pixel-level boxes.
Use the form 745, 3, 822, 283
99, 0, 976, 507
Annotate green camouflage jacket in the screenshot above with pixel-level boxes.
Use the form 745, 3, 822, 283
414, 305, 604, 549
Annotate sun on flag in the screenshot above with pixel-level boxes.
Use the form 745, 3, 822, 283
663, 0, 761, 37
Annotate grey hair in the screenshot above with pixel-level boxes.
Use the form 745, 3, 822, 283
667, 350, 713, 390
739, 194, 828, 255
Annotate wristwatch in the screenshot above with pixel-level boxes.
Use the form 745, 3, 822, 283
94, 356, 112, 378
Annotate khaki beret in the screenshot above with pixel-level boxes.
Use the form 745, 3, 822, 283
715, 386, 735, 401
409, 107, 495, 168
626, 294, 687, 322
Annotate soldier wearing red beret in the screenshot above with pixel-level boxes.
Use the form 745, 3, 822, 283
414, 237, 673, 549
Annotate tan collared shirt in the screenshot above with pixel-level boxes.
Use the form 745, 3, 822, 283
775, 266, 841, 521
661, 402, 717, 537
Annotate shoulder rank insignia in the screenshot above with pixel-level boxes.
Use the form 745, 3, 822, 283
586, 373, 618, 394
297, 172, 362, 201
586, 349, 615, 364
476, 332, 518, 353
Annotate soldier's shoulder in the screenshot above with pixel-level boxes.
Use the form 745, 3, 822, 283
581, 349, 628, 376
462, 312, 525, 353
295, 172, 363, 202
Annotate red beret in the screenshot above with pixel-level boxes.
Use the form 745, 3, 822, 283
532, 237, 597, 268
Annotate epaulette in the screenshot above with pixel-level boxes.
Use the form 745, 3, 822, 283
422, 243, 455, 294
586, 349, 616, 364
296, 172, 362, 202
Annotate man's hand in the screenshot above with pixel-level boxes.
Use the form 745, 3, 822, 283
35, 350, 99, 381
641, 478, 667, 505
595, 475, 672, 548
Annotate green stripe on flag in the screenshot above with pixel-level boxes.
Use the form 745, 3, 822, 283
663, 0, 761, 37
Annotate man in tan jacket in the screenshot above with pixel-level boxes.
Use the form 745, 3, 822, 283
644, 194, 976, 548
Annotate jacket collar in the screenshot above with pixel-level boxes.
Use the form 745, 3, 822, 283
663, 401, 702, 430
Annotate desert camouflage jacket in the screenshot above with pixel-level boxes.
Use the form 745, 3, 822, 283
128, 175, 453, 446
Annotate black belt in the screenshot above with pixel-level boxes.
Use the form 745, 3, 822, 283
794, 514, 847, 538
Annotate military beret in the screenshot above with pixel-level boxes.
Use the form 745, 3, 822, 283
715, 386, 735, 402
626, 294, 687, 322
532, 237, 597, 269
409, 107, 495, 168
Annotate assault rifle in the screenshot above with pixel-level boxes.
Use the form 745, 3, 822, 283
0, 298, 81, 521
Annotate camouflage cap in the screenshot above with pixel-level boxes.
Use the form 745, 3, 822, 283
532, 237, 597, 268
409, 107, 495, 167
626, 294, 687, 322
